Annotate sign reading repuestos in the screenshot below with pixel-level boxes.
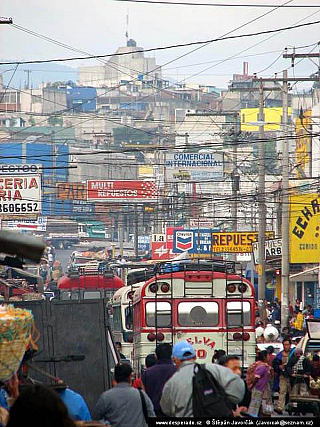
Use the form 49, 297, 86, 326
212, 231, 275, 253
87, 180, 158, 202
0, 175, 41, 215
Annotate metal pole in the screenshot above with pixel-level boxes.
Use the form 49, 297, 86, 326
258, 81, 266, 312
119, 213, 124, 257
281, 69, 290, 330
134, 204, 139, 259
231, 115, 238, 262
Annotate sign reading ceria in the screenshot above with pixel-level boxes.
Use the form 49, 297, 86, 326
0, 177, 39, 201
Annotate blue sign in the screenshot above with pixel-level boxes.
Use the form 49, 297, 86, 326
173, 229, 212, 254
138, 236, 150, 252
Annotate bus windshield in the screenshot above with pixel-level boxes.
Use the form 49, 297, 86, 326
178, 301, 219, 326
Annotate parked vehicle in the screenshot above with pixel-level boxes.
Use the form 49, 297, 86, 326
58, 264, 124, 301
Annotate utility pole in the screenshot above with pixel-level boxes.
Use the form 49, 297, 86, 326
258, 81, 266, 308
281, 69, 290, 328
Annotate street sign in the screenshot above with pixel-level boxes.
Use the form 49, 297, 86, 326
190, 218, 215, 228
252, 238, 282, 265
87, 180, 158, 202
4, 216, 47, 232
0, 175, 42, 215
212, 231, 275, 253
173, 229, 212, 254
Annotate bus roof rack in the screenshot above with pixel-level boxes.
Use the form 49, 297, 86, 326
155, 259, 236, 275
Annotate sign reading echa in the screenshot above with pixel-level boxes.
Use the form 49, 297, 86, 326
290, 193, 320, 263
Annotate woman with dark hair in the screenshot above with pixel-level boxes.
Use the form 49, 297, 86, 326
7, 384, 76, 427
246, 351, 272, 417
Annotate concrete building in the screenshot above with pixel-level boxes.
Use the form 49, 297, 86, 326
79, 39, 161, 88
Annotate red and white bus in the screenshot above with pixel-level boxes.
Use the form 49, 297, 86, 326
132, 260, 256, 373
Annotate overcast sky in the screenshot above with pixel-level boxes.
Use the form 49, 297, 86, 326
1, 0, 320, 88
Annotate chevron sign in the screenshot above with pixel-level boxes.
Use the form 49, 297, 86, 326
174, 231, 194, 253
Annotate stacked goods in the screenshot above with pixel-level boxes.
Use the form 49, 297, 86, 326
0, 305, 33, 382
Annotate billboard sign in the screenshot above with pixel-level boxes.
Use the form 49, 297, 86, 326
173, 229, 212, 254
72, 200, 95, 214
166, 226, 183, 250
138, 236, 150, 252
252, 238, 282, 265
5, 216, 47, 232
0, 175, 42, 215
87, 180, 158, 202
212, 231, 275, 253
290, 193, 320, 263
57, 182, 86, 200
165, 152, 223, 181
152, 242, 173, 260
0, 164, 41, 175
295, 110, 312, 178
152, 234, 166, 243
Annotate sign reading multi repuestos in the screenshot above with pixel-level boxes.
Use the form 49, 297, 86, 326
165, 152, 223, 181
0, 173, 42, 215
212, 231, 275, 253
87, 180, 158, 202
290, 193, 320, 263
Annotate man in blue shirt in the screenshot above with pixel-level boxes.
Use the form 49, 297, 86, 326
58, 388, 91, 422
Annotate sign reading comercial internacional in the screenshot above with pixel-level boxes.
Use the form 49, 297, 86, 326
0, 165, 42, 215
87, 180, 158, 202
165, 152, 223, 181
290, 193, 320, 263
212, 231, 275, 253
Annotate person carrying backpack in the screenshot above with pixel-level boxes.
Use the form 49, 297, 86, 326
160, 341, 245, 418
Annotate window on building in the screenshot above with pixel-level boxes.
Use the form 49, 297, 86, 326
145, 301, 171, 327
178, 302, 219, 326
226, 301, 251, 326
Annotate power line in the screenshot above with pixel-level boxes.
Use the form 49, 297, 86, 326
111, 0, 320, 8
2, 19, 320, 66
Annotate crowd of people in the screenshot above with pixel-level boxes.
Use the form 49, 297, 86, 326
1, 337, 320, 425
